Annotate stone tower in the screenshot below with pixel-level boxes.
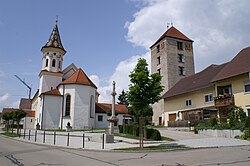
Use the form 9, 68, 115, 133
151, 26, 195, 125
39, 21, 66, 95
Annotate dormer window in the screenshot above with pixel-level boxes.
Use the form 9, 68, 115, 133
52, 59, 56, 67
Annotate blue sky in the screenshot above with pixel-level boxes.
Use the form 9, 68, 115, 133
1, 0, 250, 111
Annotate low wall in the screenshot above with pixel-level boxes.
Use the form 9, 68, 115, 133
198, 129, 243, 138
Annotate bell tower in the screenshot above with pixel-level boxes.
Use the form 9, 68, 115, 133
39, 20, 66, 95
151, 26, 195, 125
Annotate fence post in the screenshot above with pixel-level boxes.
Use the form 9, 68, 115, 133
35, 130, 37, 142
102, 134, 105, 149
23, 129, 26, 139
82, 133, 85, 148
54, 132, 56, 145
28, 130, 31, 140
67, 133, 70, 146
43, 131, 45, 143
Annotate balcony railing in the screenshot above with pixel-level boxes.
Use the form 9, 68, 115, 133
214, 94, 234, 107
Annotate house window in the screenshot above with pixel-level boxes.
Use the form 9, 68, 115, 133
178, 54, 184, 63
177, 41, 183, 50
30, 119, 32, 122
178, 66, 185, 76
205, 94, 213, 102
52, 59, 56, 67
65, 95, 71, 116
98, 115, 103, 122
244, 81, 250, 92
157, 56, 160, 65
186, 99, 192, 106
157, 45, 160, 53
53, 53, 56, 55
90, 95, 94, 118
45, 59, 48, 67
157, 68, 161, 75
47, 52, 49, 55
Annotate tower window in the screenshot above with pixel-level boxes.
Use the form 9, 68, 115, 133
157, 68, 161, 75
177, 41, 183, 50
53, 53, 56, 55
52, 59, 56, 67
157, 56, 161, 65
58, 61, 61, 69
45, 59, 49, 67
90, 95, 94, 118
157, 45, 160, 53
65, 95, 71, 116
178, 54, 184, 63
178, 66, 185, 76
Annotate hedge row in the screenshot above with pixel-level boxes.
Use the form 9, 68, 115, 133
118, 125, 161, 140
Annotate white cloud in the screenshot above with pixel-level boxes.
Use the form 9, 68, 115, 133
11, 100, 20, 108
89, 75, 100, 88
0, 93, 9, 104
97, 52, 150, 103
126, 0, 250, 71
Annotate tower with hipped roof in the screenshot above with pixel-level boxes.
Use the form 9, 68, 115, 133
151, 26, 195, 125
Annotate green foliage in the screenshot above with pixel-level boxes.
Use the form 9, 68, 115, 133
208, 118, 217, 127
245, 116, 250, 129
214, 123, 231, 130
146, 128, 161, 140
117, 90, 129, 107
127, 58, 164, 121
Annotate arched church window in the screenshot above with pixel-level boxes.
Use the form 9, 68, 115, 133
58, 61, 61, 69
52, 59, 56, 67
45, 59, 49, 67
65, 95, 71, 116
90, 95, 94, 118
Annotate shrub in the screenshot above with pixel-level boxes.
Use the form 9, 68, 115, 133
245, 116, 250, 129
146, 128, 161, 141
208, 118, 217, 127
214, 123, 231, 130
244, 130, 250, 138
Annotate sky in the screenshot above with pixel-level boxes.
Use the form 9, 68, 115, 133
0, 0, 250, 112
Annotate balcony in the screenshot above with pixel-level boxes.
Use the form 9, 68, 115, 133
214, 94, 234, 108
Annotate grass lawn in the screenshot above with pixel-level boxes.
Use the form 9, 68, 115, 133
114, 145, 188, 151
1, 132, 20, 137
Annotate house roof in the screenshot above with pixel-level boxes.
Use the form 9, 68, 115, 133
2, 108, 35, 117
25, 110, 35, 117
162, 63, 227, 99
19, 98, 31, 110
60, 68, 97, 89
41, 89, 62, 96
95, 103, 128, 114
41, 21, 66, 53
151, 26, 193, 48
212, 47, 250, 82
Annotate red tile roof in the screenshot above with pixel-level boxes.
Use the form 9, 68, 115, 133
19, 98, 31, 110
42, 89, 62, 96
60, 68, 97, 88
212, 47, 250, 82
95, 103, 128, 114
163, 63, 227, 99
151, 26, 193, 48
2, 108, 35, 117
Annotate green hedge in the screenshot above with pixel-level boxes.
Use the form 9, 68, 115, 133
119, 125, 161, 140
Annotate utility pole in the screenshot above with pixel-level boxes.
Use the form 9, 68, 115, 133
14, 75, 32, 100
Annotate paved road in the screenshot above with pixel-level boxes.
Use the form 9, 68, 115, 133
1, 135, 250, 166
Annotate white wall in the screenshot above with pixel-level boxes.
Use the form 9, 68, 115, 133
39, 74, 62, 95
59, 84, 96, 129
95, 113, 108, 129
42, 95, 62, 129
23, 117, 35, 129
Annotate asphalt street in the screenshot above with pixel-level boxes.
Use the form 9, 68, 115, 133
1, 134, 250, 166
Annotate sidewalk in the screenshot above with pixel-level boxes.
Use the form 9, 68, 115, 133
2, 128, 250, 150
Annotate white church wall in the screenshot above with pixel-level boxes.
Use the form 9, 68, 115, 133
42, 95, 62, 129
95, 113, 108, 129
23, 117, 35, 129
39, 75, 62, 95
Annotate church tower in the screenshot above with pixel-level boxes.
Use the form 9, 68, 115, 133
39, 20, 66, 95
151, 26, 195, 125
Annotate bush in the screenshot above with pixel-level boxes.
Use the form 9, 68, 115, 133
244, 130, 250, 138
214, 123, 231, 130
208, 118, 217, 127
245, 116, 250, 129
146, 128, 161, 141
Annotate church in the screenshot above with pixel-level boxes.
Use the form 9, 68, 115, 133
30, 21, 130, 130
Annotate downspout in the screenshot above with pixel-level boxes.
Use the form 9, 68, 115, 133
41, 95, 45, 130
61, 85, 65, 129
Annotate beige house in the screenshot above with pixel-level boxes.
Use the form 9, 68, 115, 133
162, 47, 250, 126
